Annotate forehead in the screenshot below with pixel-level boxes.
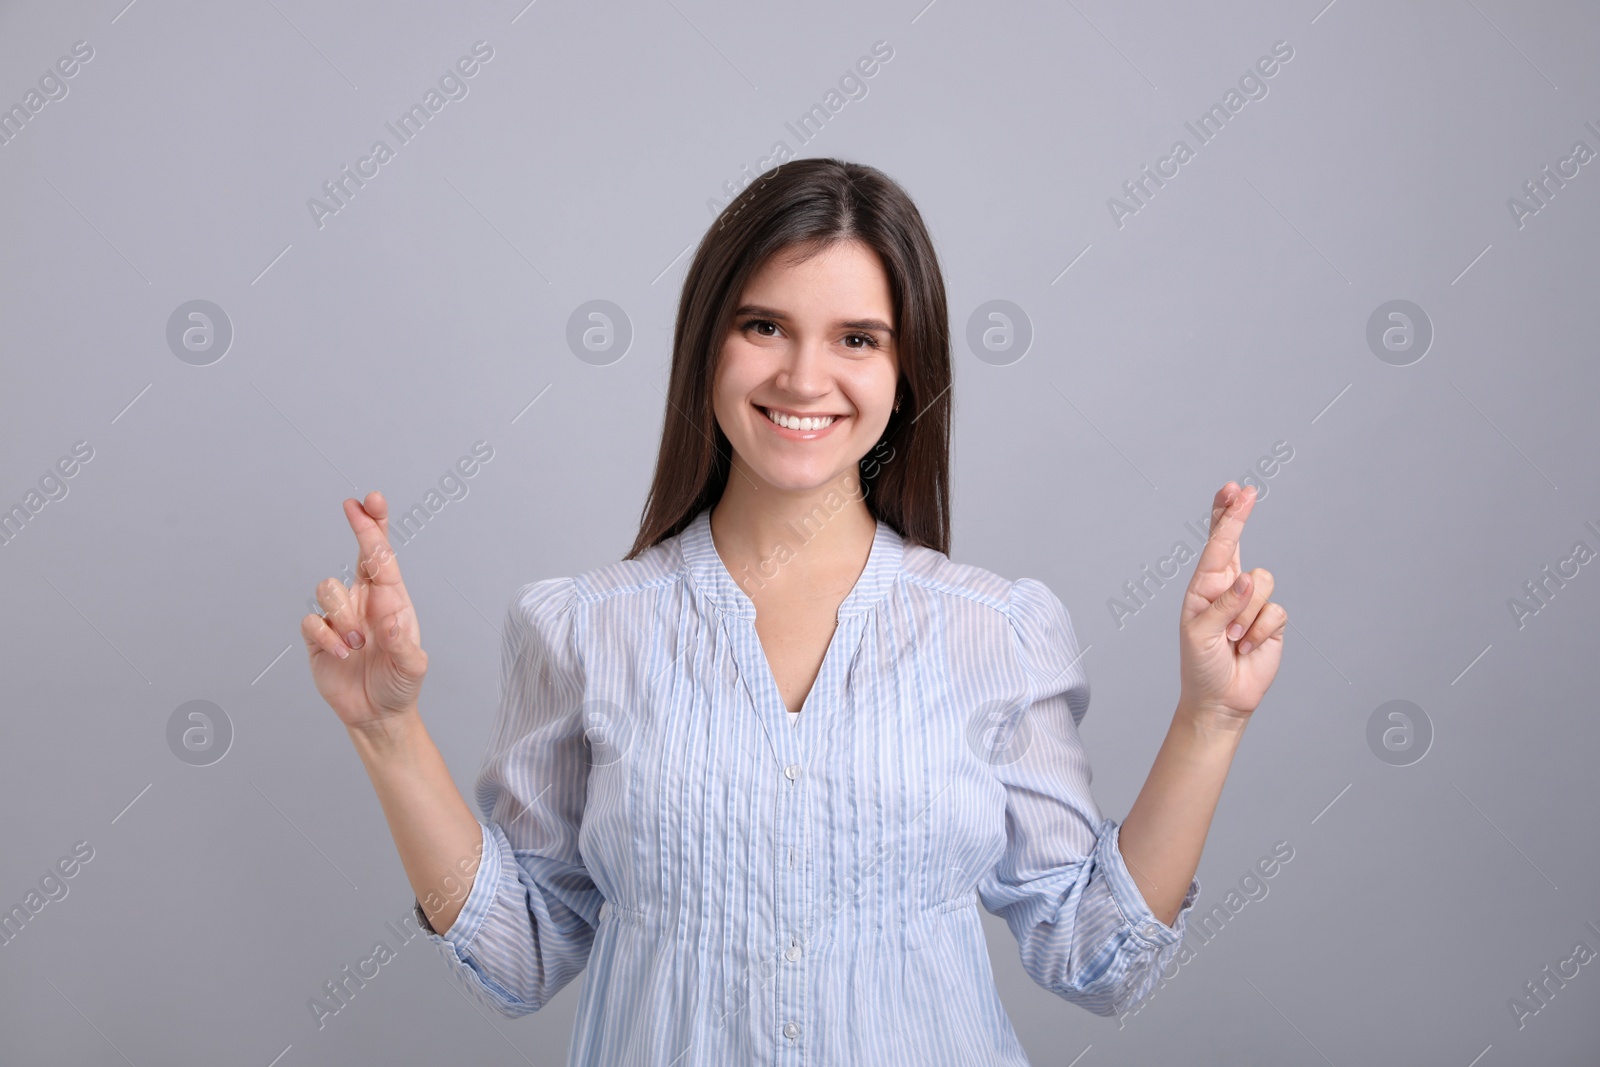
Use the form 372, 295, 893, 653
740, 241, 894, 319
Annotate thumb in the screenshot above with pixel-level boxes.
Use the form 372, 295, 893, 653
375, 607, 424, 670
1201, 572, 1252, 638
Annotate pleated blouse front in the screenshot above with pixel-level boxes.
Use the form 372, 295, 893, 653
414, 506, 1202, 1065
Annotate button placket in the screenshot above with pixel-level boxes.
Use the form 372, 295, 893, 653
670, 508, 909, 1060
762, 597, 866, 1063
777, 728, 806, 1057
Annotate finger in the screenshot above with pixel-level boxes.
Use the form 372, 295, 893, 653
344, 493, 402, 588
372, 603, 428, 675
1197, 569, 1255, 640
1238, 602, 1288, 656
1207, 483, 1241, 536
301, 611, 351, 661
1208, 483, 1246, 573
365, 490, 390, 540
1193, 483, 1256, 586
315, 576, 366, 651
1225, 568, 1275, 642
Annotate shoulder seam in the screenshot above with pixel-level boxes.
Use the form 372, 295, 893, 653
901, 569, 1011, 615
1004, 577, 1090, 707
1003, 577, 1042, 687
572, 569, 684, 605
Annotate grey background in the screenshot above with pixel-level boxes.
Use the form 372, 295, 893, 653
2, 0, 1597, 1064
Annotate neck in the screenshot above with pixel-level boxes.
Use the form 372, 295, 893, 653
710, 461, 877, 600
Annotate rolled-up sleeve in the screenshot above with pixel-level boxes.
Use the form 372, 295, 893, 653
413, 576, 602, 1017
976, 577, 1201, 1019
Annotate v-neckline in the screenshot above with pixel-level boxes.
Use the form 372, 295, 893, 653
677, 506, 905, 747
679, 506, 903, 621
712, 513, 879, 722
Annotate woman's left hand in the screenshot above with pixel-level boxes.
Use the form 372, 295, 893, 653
1177, 482, 1287, 730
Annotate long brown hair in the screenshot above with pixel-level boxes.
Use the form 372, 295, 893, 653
625, 158, 952, 559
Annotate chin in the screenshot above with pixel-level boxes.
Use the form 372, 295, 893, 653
739, 452, 857, 494
751, 466, 850, 494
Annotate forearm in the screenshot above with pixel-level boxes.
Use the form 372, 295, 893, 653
345, 708, 485, 936
1115, 703, 1245, 926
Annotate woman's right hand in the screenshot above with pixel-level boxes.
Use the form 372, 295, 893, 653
301, 491, 429, 730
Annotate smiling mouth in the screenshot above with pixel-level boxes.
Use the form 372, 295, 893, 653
757, 404, 842, 432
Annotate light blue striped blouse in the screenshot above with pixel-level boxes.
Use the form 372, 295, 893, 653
413, 506, 1202, 1064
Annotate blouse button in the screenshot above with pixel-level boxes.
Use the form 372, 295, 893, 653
785, 936, 802, 961
1139, 921, 1162, 939
783, 1021, 800, 1040
784, 763, 801, 781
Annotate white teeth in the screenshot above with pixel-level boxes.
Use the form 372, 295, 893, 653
763, 407, 835, 432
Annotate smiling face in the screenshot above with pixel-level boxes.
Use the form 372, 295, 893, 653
711, 239, 900, 496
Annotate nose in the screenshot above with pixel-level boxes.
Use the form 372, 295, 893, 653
773, 334, 830, 399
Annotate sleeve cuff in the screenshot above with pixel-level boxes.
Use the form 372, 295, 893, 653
413, 820, 504, 955
1093, 816, 1201, 948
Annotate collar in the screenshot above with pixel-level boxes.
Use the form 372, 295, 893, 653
678, 505, 904, 620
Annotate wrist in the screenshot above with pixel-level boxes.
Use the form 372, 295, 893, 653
345, 708, 427, 763
1174, 697, 1251, 743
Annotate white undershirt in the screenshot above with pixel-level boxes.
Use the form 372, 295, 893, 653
787, 709, 800, 726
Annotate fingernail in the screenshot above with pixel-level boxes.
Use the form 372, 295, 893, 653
1233, 575, 1249, 594
346, 630, 364, 650
1227, 623, 1245, 640
1239, 640, 1254, 655
334, 644, 350, 660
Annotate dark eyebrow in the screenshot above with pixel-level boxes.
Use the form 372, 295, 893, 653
734, 304, 896, 338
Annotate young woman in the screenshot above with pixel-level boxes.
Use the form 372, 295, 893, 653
302, 158, 1286, 1065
